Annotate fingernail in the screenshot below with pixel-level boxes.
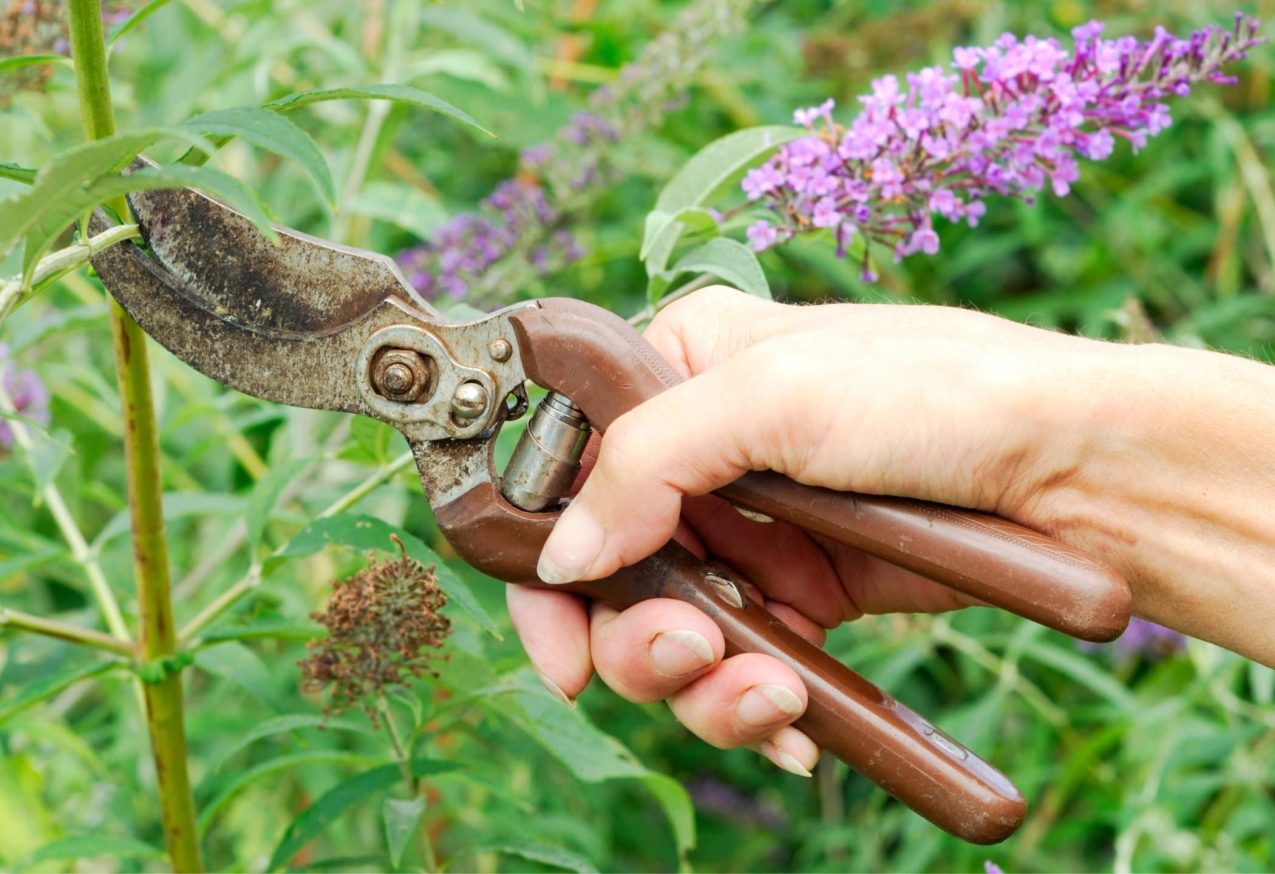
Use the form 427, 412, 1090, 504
760, 740, 813, 778
649, 630, 715, 677
737, 684, 804, 727
537, 503, 605, 585
534, 669, 576, 707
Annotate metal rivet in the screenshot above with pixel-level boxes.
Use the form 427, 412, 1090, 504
488, 339, 513, 362
451, 381, 489, 420
703, 572, 745, 609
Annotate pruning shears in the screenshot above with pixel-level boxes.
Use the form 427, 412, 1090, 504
90, 175, 1132, 845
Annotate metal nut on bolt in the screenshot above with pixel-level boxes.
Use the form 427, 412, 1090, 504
371, 348, 433, 403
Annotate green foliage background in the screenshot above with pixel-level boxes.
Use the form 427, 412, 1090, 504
1, 0, 1273, 871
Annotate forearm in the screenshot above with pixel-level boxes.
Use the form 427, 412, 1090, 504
1026, 341, 1275, 666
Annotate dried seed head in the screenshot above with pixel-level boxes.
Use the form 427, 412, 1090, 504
298, 535, 451, 726
1, 2, 136, 103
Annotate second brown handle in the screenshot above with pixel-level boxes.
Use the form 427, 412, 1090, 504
570, 543, 1027, 845
720, 473, 1131, 641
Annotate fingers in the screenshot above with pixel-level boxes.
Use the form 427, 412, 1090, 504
593, 604, 820, 775
666, 652, 807, 749
507, 585, 593, 700
641, 284, 804, 378
753, 725, 820, 777
588, 599, 724, 703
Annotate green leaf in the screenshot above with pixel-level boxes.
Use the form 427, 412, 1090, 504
345, 181, 449, 240
1250, 662, 1273, 706
481, 667, 695, 858
21, 427, 73, 496
0, 660, 119, 724
197, 750, 375, 836
0, 130, 167, 267
0, 132, 271, 283
106, 0, 175, 49
464, 843, 599, 874
85, 162, 278, 245
17, 835, 164, 870
277, 514, 501, 638
193, 641, 276, 708
641, 125, 804, 274
268, 759, 456, 871
180, 107, 335, 205
382, 796, 425, 869
666, 237, 770, 300
207, 712, 378, 773
246, 457, 313, 552
0, 163, 36, 185
265, 84, 493, 138
0, 408, 49, 438
1023, 641, 1139, 713
0, 54, 72, 75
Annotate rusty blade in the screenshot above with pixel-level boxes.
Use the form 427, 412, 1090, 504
128, 184, 440, 336
89, 185, 443, 414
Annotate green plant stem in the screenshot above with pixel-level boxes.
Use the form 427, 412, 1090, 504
0, 606, 135, 656
331, 0, 404, 244
0, 382, 131, 640
0, 223, 140, 323
66, 2, 202, 871
628, 272, 718, 328
380, 697, 437, 873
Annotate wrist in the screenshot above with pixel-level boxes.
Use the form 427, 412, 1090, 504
1014, 339, 1275, 664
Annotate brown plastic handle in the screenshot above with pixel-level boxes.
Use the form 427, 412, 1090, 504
508, 299, 1131, 641
431, 482, 1025, 843
572, 543, 1026, 845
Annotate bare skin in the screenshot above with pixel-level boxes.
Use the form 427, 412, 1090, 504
509, 286, 1275, 776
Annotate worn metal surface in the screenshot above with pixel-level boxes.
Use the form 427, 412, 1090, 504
127, 184, 438, 335
90, 185, 534, 441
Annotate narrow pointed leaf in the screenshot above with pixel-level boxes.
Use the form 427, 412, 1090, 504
264, 84, 493, 138
181, 107, 336, 205
268, 759, 455, 871
382, 796, 425, 869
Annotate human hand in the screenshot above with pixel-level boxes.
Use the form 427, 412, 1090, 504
509, 285, 1275, 772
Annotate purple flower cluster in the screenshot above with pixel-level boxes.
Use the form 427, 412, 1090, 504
396, 0, 754, 306
396, 176, 587, 302
0, 342, 50, 451
743, 14, 1263, 279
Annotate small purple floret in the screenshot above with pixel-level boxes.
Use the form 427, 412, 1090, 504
0, 343, 51, 451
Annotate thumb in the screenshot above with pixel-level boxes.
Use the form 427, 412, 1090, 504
535, 340, 794, 584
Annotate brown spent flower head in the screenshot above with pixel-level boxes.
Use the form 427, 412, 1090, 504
1, 1, 136, 103
298, 535, 451, 726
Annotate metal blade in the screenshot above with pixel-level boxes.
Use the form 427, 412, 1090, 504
128, 184, 440, 336
91, 215, 401, 414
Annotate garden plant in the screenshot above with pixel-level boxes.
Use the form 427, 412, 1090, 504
1, 1, 1273, 872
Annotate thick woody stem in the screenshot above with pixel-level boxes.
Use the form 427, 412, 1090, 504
65, 1, 203, 870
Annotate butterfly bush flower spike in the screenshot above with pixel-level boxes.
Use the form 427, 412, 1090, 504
743, 14, 1263, 278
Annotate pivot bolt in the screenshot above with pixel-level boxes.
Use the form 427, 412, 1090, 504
371, 349, 433, 403
451, 381, 489, 420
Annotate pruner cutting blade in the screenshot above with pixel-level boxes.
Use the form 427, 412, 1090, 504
90, 180, 444, 417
